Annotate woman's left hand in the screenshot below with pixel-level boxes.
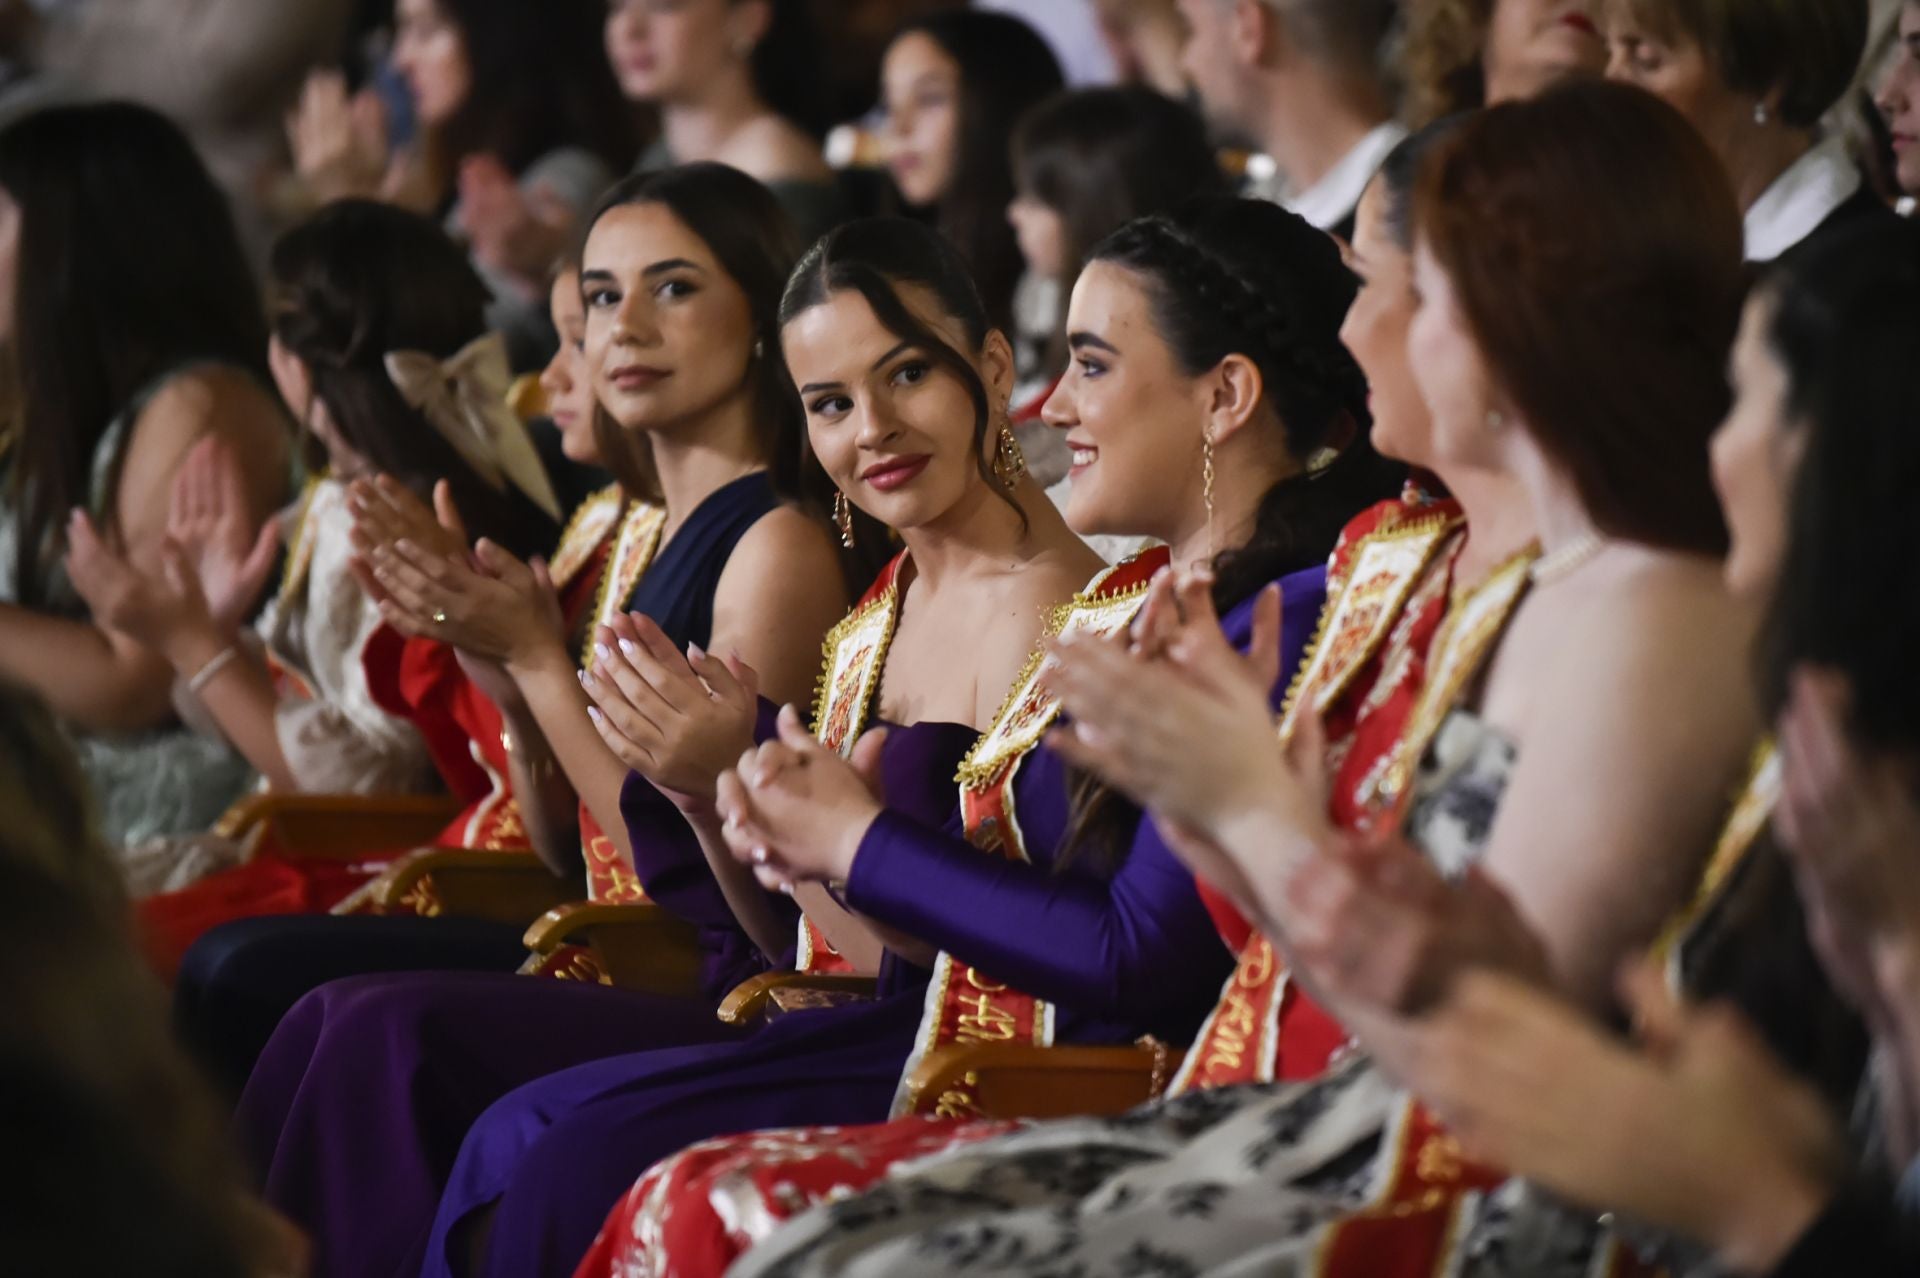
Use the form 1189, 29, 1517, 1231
363, 531, 564, 670
713, 705, 888, 890
65, 512, 219, 661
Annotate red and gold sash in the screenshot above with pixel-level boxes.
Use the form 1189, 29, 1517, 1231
893, 549, 1170, 1119
582, 499, 669, 903
455, 485, 631, 854
1172, 506, 1464, 1094
795, 554, 910, 973
1303, 746, 1783, 1278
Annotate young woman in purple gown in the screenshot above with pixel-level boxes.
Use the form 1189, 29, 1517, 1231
411, 199, 1396, 1278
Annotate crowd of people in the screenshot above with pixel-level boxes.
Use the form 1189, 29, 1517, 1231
2, 0, 1919, 1274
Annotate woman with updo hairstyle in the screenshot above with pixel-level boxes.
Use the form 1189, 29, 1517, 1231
1400, 0, 1608, 124
728, 78, 1762, 1278
569, 193, 1405, 1278
67, 199, 563, 898
1603, 0, 1893, 262
880, 9, 1065, 336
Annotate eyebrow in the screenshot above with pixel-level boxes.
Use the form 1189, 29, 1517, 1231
798, 340, 918, 396
643, 258, 703, 278
1067, 331, 1119, 355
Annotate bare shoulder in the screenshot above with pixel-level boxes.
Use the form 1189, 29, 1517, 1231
717, 116, 833, 185
1543, 547, 1757, 718
118, 367, 290, 520
713, 503, 849, 625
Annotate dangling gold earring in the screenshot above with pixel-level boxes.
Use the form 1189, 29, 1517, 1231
832, 492, 855, 548
1202, 429, 1217, 560
992, 418, 1026, 490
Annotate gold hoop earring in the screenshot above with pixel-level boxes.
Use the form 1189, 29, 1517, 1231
992, 419, 1026, 490
832, 492, 855, 548
1202, 430, 1217, 560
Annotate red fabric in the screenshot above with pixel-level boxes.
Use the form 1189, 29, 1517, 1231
583, 497, 1473, 1276
139, 525, 619, 979
139, 854, 390, 979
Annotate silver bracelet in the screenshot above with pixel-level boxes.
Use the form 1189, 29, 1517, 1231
187, 644, 242, 697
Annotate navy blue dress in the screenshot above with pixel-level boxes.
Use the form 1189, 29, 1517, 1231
174, 473, 781, 1095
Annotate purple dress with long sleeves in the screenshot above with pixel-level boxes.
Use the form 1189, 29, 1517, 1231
231, 711, 976, 1278
417, 565, 1328, 1278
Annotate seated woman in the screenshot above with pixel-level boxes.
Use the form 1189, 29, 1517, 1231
577, 109, 1527, 1278
224, 210, 1079, 1278
877, 10, 1064, 339
416, 199, 1393, 1278
1603, 0, 1893, 263
609, 0, 845, 243
1365, 219, 1920, 1278
289, 0, 637, 368
70, 197, 560, 902
171, 164, 850, 1094
133, 253, 617, 977
727, 78, 1763, 1278
0, 102, 289, 858
1004, 84, 1228, 496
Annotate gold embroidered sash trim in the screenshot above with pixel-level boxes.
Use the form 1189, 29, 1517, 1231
276, 474, 328, 609
1362, 545, 1537, 817
547, 484, 626, 592
1651, 740, 1780, 980
797, 555, 908, 973
1168, 934, 1286, 1094
892, 551, 1167, 1118
1276, 513, 1464, 744
954, 548, 1169, 789
581, 502, 667, 672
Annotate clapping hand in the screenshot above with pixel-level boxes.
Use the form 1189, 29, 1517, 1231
713, 705, 890, 891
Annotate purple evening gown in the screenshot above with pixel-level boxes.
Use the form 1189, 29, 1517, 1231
417, 565, 1327, 1278
233, 714, 976, 1278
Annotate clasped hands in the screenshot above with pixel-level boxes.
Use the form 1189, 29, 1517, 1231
1040, 566, 1548, 1017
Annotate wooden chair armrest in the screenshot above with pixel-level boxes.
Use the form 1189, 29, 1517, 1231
898, 1042, 1183, 1121
519, 901, 707, 997
351, 848, 580, 924
716, 971, 880, 1026
215, 793, 463, 861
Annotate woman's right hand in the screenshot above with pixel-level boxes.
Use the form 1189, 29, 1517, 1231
286, 69, 391, 204
166, 436, 282, 636
581, 612, 762, 811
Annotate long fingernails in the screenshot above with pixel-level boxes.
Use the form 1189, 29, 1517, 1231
594, 643, 612, 665
587, 706, 605, 727
578, 669, 596, 690
618, 638, 638, 658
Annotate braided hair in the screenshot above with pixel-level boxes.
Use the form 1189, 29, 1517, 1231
1088, 198, 1401, 605
1060, 198, 1401, 870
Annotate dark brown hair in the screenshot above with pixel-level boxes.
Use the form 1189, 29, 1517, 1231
1415, 79, 1744, 553
0, 103, 269, 608
1619, 0, 1870, 129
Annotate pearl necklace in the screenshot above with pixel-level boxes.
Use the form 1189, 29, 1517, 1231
1529, 532, 1606, 587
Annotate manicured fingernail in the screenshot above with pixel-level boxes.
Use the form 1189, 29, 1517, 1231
751, 846, 770, 865
594, 643, 612, 664
578, 669, 595, 689
688, 642, 705, 662
587, 706, 605, 727
618, 638, 638, 658
778, 882, 794, 896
